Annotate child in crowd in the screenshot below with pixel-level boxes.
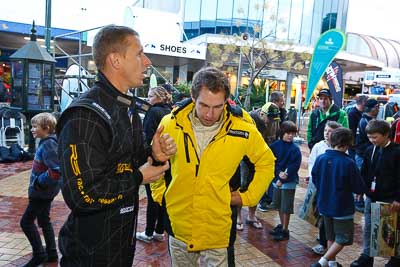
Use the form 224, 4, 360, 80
20, 113, 62, 267
307, 121, 342, 255
350, 120, 400, 267
311, 128, 366, 267
268, 121, 302, 241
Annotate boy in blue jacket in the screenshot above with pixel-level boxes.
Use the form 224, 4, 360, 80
311, 128, 366, 267
20, 113, 62, 267
269, 121, 302, 241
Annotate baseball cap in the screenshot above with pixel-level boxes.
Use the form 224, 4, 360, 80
317, 88, 332, 98
365, 98, 379, 111
261, 102, 280, 120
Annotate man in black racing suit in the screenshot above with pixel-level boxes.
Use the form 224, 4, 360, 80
57, 25, 176, 267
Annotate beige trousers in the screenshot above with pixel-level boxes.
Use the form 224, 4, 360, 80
168, 236, 228, 267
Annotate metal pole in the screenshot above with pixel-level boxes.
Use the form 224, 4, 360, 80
236, 48, 242, 97
294, 77, 303, 130
265, 80, 270, 103
45, 0, 52, 53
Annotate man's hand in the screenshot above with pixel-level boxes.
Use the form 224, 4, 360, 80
151, 125, 177, 163
276, 180, 283, 187
231, 191, 242, 206
390, 201, 400, 213
139, 157, 170, 185
278, 171, 288, 180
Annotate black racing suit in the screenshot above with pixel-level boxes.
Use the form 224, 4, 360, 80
57, 72, 147, 267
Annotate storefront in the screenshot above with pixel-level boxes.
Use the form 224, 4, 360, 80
0, 49, 15, 102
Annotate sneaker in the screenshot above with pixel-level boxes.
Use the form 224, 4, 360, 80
153, 232, 165, 242
266, 203, 277, 210
269, 224, 282, 235
136, 231, 153, 243
273, 229, 289, 241
312, 244, 327, 255
257, 203, 269, 212
350, 254, 374, 267
23, 253, 48, 267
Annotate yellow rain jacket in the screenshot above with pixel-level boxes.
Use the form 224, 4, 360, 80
154, 101, 275, 251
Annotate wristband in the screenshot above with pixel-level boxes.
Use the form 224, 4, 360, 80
150, 154, 165, 166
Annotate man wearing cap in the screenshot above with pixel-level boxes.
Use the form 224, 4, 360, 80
355, 98, 379, 168
259, 102, 281, 144
270, 91, 287, 124
352, 98, 379, 213
307, 88, 349, 150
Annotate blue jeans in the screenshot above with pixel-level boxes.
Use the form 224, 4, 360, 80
355, 154, 364, 170
354, 154, 365, 207
259, 183, 274, 206
362, 197, 372, 256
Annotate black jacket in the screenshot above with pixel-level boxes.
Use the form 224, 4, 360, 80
347, 106, 362, 138
362, 142, 400, 202
57, 72, 147, 267
143, 103, 171, 145
355, 113, 374, 157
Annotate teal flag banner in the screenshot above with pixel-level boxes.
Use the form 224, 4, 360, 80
303, 30, 346, 108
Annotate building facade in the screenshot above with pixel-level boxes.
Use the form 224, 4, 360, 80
184, 0, 349, 46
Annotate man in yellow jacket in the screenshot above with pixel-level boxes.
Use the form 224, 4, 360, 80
154, 67, 275, 266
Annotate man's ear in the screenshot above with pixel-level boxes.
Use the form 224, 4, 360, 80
108, 53, 121, 69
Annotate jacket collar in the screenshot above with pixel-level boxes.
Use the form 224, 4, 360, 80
96, 71, 134, 107
172, 101, 251, 138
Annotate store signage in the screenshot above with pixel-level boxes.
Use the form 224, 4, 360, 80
304, 29, 346, 108
143, 41, 206, 60
364, 71, 400, 84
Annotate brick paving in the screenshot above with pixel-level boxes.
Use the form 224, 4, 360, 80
0, 143, 390, 266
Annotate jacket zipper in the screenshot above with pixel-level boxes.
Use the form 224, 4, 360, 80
183, 132, 200, 177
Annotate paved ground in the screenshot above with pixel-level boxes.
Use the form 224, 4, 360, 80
0, 143, 389, 266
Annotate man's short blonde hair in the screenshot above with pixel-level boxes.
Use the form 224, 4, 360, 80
31, 113, 57, 134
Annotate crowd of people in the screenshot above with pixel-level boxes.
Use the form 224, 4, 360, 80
18, 25, 400, 267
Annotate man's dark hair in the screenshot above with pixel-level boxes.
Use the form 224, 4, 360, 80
330, 127, 353, 148
93, 25, 139, 70
366, 119, 391, 135
279, 121, 297, 139
356, 95, 368, 105
191, 67, 230, 100
270, 91, 283, 104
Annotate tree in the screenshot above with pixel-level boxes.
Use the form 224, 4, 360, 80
207, 2, 311, 110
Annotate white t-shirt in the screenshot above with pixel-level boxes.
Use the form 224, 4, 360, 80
308, 140, 331, 178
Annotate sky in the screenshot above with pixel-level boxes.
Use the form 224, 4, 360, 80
1, 0, 399, 41
347, 0, 400, 41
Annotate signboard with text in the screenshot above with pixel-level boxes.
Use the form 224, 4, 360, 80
142, 41, 207, 60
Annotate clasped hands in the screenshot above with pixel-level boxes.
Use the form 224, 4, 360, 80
140, 125, 177, 184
